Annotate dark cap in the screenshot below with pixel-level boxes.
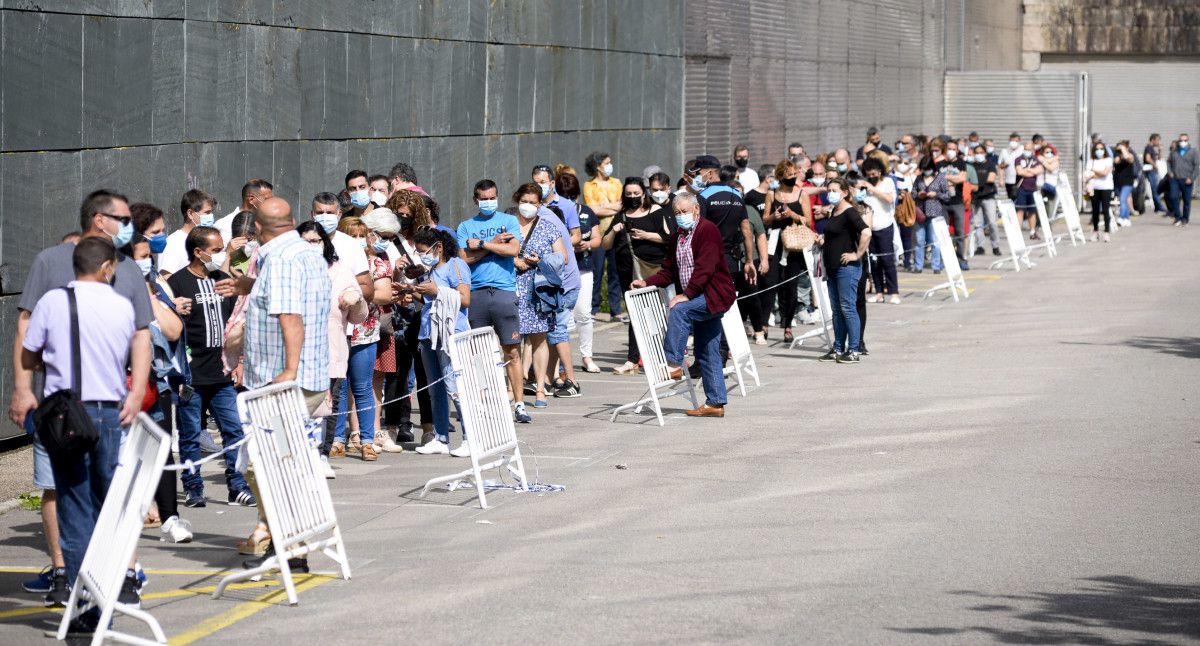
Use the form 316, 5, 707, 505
693, 154, 721, 170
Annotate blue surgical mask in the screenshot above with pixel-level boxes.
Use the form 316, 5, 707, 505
134, 258, 153, 276
197, 211, 215, 228
111, 220, 134, 247
148, 233, 168, 254
837, 163, 848, 172
349, 190, 370, 208
372, 238, 389, 254
539, 183, 552, 199
826, 191, 843, 205
855, 189, 867, 202
419, 253, 438, 267
314, 213, 338, 234
691, 175, 707, 191
985, 146, 995, 154
478, 199, 498, 216
974, 154, 986, 163
1094, 149, 1104, 159
675, 214, 696, 231
768, 179, 780, 190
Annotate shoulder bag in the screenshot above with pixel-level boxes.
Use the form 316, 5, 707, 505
34, 287, 100, 457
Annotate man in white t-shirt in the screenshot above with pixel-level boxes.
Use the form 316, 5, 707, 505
997, 132, 1022, 200
733, 145, 759, 193
857, 157, 900, 304
214, 179, 273, 245
309, 192, 374, 304
159, 189, 217, 276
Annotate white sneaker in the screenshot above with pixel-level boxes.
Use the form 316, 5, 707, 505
1102, 232, 1111, 243
1091, 232, 1100, 241
415, 438, 449, 455
319, 454, 336, 479
450, 443, 472, 458
160, 516, 193, 543
796, 310, 814, 325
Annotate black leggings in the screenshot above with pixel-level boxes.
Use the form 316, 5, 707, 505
868, 226, 898, 295
618, 265, 640, 363
383, 308, 432, 429
737, 267, 767, 331
1091, 189, 1112, 233
153, 394, 178, 520
765, 251, 805, 328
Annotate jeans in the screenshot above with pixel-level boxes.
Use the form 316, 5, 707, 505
868, 224, 898, 295
592, 244, 623, 316
943, 203, 966, 257
1170, 178, 1194, 223
177, 382, 247, 495
549, 287, 579, 345
49, 402, 122, 587
899, 223, 915, 268
970, 197, 1000, 250
913, 217, 943, 271
1118, 184, 1133, 220
1146, 169, 1165, 211
336, 343, 376, 443
826, 263, 863, 353
663, 294, 727, 407
572, 271, 594, 358
419, 339, 465, 442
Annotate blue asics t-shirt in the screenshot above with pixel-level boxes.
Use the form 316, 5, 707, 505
457, 212, 522, 291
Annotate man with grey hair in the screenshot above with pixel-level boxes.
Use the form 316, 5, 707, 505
311, 192, 373, 301
642, 165, 662, 184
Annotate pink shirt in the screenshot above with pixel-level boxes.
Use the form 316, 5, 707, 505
326, 261, 367, 379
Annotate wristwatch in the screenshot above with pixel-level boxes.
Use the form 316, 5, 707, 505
473, 239, 483, 251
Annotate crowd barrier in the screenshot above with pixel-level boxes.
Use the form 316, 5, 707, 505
789, 247, 833, 349
1029, 192, 1059, 258
57, 414, 170, 646
923, 217, 970, 302
420, 327, 528, 510
610, 286, 698, 426
214, 382, 351, 606
991, 202, 1036, 272
720, 299, 761, 396
1055, 177, 1087, 246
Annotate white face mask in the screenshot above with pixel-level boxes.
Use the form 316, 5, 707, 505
946, 149, 958, 161
602, 163, 613, 176
1009, 140, 1020, 150
518, 203, 538, 218
650, 190, 670, 205
811, 176, 825, 186
370, 191, 387, 207
203, 250, 226, 272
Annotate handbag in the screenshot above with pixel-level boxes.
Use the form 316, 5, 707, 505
781, 222, 816, 252
34, 288, 100, 457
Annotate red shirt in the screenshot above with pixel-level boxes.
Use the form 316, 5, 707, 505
646, 218, 736, 315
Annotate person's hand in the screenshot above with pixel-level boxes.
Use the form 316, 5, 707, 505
611, 222, 625, 234
863, 142, 876, 154
398, 293, 414, 307
857, 180, 870, 190
743, 262, 757, 285
492, 232, 514, 244
630, 279, 647, 289
758, 258, 769, 276
414, 280, 438, 297
173, 297, 193, 316
119, 388, 143, 427
394, 254, 410, 269
524, 252, 540, 266
667, 294, 689, 309
840, 252, 859, 265
214, 277, 249, 297
573, 239, 588, 252
815, 235, 825, 247
230, 363, 244, 388
271, 369, 297, 385
228, 236, 247, 253
466, 237, 482, 251
513, 257, 530, 272
1187, 178, 1194, 185
8, 387, 37, 426
629, 228, 648, 240
338, 290, 361, 310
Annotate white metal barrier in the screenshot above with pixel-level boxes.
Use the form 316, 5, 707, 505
610, 286, 698, 426
1029, 192, 1059, 258
421, 327, 527, 509
214, 382, 351, 606
790, 247, 833, 349
990, 202, 1035, 272
923, 217, 970, 302
720, 299, 761, 397
1056, 176, 1088, 246
56, 413, 170, 646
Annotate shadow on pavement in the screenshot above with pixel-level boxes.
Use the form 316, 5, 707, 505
889, 575, 1200, 644
1061, 336, 1200, 360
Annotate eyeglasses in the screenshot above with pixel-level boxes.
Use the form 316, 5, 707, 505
531, 164, 553, 174
100, 213, 132, 226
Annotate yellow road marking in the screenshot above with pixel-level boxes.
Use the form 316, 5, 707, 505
0, 567, 242, 577
168, 574, 332, 645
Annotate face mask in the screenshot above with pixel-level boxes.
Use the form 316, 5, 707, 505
896, 142, 905, 151
768, 179, 780, 191
974, 154, 986, 163
372, 238, 389, 254
837, 163, 848, 172
1009, 141, 1020, 150
923, 170, 934, 177
134, 258, 153, 277
203, 250, 226, 272
195, 211, 215, 228
946, 149, 958, 161
314, 212, 338, 234
855, 189, 867, 202
826, 191, 843, 205
675, 214, 696, 231
779, 177, 797, 189
539, 183, 552, 199
1045, 151, 1054, 158
602, 163, 613, 176
370, 191, 387, 207
650, 190, 670, 205
810, 176, 825, 186
867, 175, 881, 185
518, 203, 539, 218
110, 220, 134, 247
691, 175, 707, 191
622, 195, 644, 211
244, 240, 259, 256
735, 157, 749, 169
985, 146, 995, 154
1094, 149, 1104, 159
148, 233, 168, 254
399, 216, 413, 230
478, 199, 498, 216
1023, 150, 1033, 158
1181, 142, 1190, 149
897, 163, 911, 173
350, 189, 370, 208
419, 253, 438, 268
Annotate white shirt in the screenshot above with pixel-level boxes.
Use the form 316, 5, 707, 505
1088, 158, 1114, 191
214, 206, 243, 246
863, 176, 897, 231
999, 146, 1021, 184
737, 168, 760, 194
158, 229, 190, 275
330, 231, 369, 277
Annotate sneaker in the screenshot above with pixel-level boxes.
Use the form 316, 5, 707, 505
532, 399, 549, 409
198, 431, 221, 454
974, 246, 984, 255
319, 454, 336, 479
228, 489, 257, 507
242, 545, 309, 574
49, 613, 99, 638
184, 490, 206, 508
797, 310, 815, 325
1174, 220, 1182, 227
614, 313, 629, 323
553, 379, 581, 398
23, 565, 54, 593
817, 351, 838, 362
582, 358, 601, 373
415, 438, 449, 455
117, 570, 141, 609
753, 332, 767, 345
958, 259, 970, 271
835, 352, 861, 363
888, 294, 901, 305
395, 425, 415, 444
450, 443, 472, 458
513, 402, 532, 424
1091, 231, 1100, 241
43, 569, 68, 607
522, 380, 537, 396
160, 516, 194, 543
859, 342, 869, 356
1103, 232, 1111, 242
932, 268, 943, 274
992, 247, 1001, 256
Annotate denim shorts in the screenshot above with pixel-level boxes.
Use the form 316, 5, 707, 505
1014, 188, 1037, 210
548, 288, 580, 345
31, 434, 55, 490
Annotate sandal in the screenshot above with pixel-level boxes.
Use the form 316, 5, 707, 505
783, 329, 794, 344
236, 531, 271, 556
612, 361, 641, 375
329, 441, 346, 459
582, 358, 601, 373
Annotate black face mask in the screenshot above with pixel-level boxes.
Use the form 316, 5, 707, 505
399, 216, 413, 230
780, 177, 797, 188
622, 195, 643, 211
867, 175, 881, 185
735, 157, 749, 169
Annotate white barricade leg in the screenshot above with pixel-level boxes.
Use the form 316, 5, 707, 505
1056, 176, 1087, 246
923, 218, 969, 302
421, 328, 528, 509
56, 414, 170, 646
791, 248, 833, 349
1027, 192, 1058, 258
720, 300, 760, 397
214, 382, 350, 606
989, 202, 1035, 272
609, 287, 699, 424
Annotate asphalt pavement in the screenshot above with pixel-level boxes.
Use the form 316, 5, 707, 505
0, 213, 1197, 645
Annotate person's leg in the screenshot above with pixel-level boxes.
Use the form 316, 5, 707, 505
205, 384, 249, 495
528, 333, 549, 401
913, 223, 927, 271
402, 316, 432, 432
878, 225, 898, 294
438, 346, 465, 440
663, 295, 706, 367
322, 377, 342, 455
982, 199, 1000, 249
1147, 170, 1165, 211
551, 288, 578, 384
1118, 185, 1132, 220
590, 252, 604, 314
856, 262, 868, 346
335, 369, 352, 443
347, 343, 377, 444
574, 273, 595, 362
950, 204, 966, 256
778, 254, 801, 329
391, 335, 415, 434
928, 219, 944, 271
899, 223, 914, 269
869, 231, 885, 292
1099, 189, 1112, 232
618, 267, 640, 363
503, 343, 524, 403
174, 388, 204, 496
826, 270, 845, 352
838, 265, 863, 353
1090, 192, 1102, 231
419, 340, 450, 442
1181, 181, 1194, 223
30, 431, 65, 570
693, 312, 727, 407
605, 247, 623, 315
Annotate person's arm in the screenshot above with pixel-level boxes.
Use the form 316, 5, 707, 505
601, 215, 623, 251
740, 218, 755, 283
869, 178, 896, 203
934, 176, 952, 201
150, 288, 183, 341
120, 328, 150, 426
272, 314, 303, 384
371, 275, 393, 306
355, 271, 375, 302
1094, 160, 1112, 177
8, 311, 36, 425
987, 170, 997, 185
755, 231, 768, 275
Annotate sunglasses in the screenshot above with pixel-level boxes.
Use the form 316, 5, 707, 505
100, 213, 132, 226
